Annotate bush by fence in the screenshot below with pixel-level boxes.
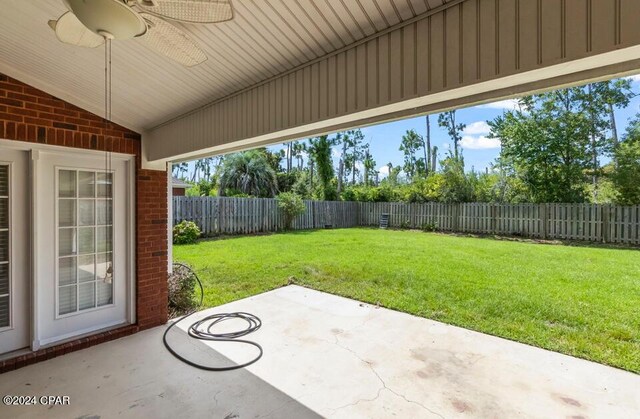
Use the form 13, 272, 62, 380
173, 197, 640, 245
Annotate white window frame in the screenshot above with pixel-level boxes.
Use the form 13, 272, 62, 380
54, 166, 116, 319
0, 161, 13, 332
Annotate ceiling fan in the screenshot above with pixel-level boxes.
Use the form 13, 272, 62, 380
48, 0, 234, 67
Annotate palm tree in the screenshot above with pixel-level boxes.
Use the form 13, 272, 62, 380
292, 141, 307, 170
218, 150, 278, 197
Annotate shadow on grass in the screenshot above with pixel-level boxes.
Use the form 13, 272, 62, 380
191, 227, 640, 251
195, 228, 344, 243
425, 230, 640, 251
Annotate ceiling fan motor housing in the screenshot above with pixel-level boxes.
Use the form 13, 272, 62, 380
63, 0, 147, 40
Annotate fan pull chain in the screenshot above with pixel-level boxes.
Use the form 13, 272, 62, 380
104, 36, 113, 283
104, 37, 112, 188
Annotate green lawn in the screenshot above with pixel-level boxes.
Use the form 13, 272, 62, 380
174, 228, 640, 373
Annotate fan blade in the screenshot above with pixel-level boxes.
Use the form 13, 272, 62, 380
139, 14, 207, 67
136, 0, 233, 24
49, 12, 105, 48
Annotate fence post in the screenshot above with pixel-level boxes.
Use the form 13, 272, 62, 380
540, 203, 548, 240
453, 203, 460, 232
219, 198, 225, 234
602, 204, 610, 243
490, 204, 496, 235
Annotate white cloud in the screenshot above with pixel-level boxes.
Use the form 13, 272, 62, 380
378, 165, 390, 176
463, 121, 491, 135
479, 99, 520, 110
625, 74, 640, 83
331, 148, 341, 158
443, 143, 451, 150
460, 135, 501, 150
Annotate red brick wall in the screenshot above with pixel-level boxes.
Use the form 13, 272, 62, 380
137, 170, 169, 329
173, 187, 186, 196
0, 73, 168, 368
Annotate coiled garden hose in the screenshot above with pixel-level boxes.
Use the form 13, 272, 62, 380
163, 263, 263, 371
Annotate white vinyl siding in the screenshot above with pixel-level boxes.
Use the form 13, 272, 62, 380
57, 169, 113, 316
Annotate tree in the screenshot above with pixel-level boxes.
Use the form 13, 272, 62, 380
344, 129, 365, 185
283, 141, 294, 174
399, 129, 425, 180
581, 80, 635, 200
276, 192, 306, 229
489, 89, 593, 203
172, 162, 189, 178
438, 110, 465, 159
439, 156, 473, 203
385, 162, 402, 187
362, 145, 376, 186
291, 141, 307, 170
255, 147, 284, 173
218, 150, 278, 197
430, 145, 438, 173
597, 79, 635, 148
611, 114, 640, 205
425, 115, 433, 175
336, 132, 346, 194
190, 157, 216, 182
308, 135, 337, 200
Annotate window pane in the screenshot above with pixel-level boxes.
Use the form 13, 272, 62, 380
96, 200, 112, 225
78, 282, 95, 310
0, 230, 7, 262
97, 252, 113, 283
59, 228, 76, 256
78, 227, 95, 254
58, 285, 76, 315
0, 165, 8, 196
0, 198, 7, 229
97, 280, 112, 306
59, 170, 76, 198
97, 227, 112, 252
0, 264, 7, 295
78, 200, 95, 226
97, 173, 112, 198
78, 254, 95, 283
0, 295, 8, 327
59, 199, 76, 227
78, 171, 95, 198
59, 256, 77, 286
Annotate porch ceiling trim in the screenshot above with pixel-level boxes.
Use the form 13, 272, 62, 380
146, 0, 640, 164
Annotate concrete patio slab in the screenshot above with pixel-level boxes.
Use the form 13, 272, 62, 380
0, 285, 638, 418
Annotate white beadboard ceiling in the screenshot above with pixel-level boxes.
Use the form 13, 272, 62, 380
0, 0, 449, 133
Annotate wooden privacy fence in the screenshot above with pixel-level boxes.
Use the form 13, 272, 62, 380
173, 197, 640, 245
173, 196, 360, 236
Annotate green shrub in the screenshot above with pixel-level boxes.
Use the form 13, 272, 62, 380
277, 192, 306, 230
399, 219, 411, 229
173, 220, 201, 244
168, 263, 198, 315
421, 221, 438, 232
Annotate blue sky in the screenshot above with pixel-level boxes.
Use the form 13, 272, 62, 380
267, 76, 640, 177
183, 77, 640, 178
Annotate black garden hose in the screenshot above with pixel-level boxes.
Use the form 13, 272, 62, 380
163, 263, 263, 371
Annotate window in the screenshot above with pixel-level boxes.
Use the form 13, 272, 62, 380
57, 169, 113, 316
0, 165, 9, 327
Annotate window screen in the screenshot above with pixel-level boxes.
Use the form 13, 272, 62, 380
58, 169, 113, 315
0, 165, 9, 327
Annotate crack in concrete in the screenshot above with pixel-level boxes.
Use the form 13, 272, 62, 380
212, 390, 222, 406
330, 335, 446, 419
